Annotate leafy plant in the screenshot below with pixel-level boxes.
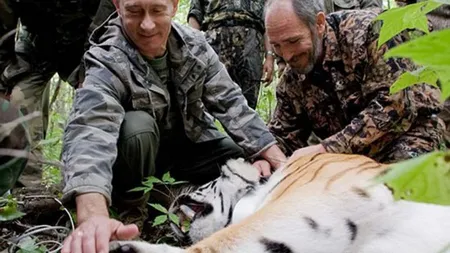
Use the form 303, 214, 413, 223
0, 194, 25, 222
149, 203, 180, 227
375, 151, 450, 205
130, 171, 187, 228
375, 0, 450, 206
16, 237, 47, 253
129, 171, 187, 195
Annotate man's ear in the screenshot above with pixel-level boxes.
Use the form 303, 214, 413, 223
112, 0, 120, 12
171, 0, 179, 17
315, 11, 326, 36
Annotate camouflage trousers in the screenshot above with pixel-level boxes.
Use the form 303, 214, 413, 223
0, 97, 30, 195
205, 26, 264, 109
1, 25, 53, 181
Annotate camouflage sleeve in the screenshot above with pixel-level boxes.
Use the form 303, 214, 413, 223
61, 47, 127, 206
322, 28, 424, 154
187, 0, 205, 24
268, 70, 312, 156
201, 42, 277, 158
360, 0, 383, 8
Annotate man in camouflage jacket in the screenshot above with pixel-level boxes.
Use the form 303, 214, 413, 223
187, 0, 275, 109
265, 0, 443, 163
61, 0, 285, 251
0, 0, 116, 186
324, 0, 382, 13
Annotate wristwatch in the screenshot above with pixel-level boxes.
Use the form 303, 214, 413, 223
266, 50, 276, 57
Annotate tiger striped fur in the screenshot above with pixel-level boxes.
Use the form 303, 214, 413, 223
110, 153, 450, 253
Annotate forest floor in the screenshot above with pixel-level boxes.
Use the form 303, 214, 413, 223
0, 184, 184, 253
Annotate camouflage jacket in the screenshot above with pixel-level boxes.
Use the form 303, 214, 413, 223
188, 0, 264, 32
268, 10, 442, 157
61, 14, 276, 205
323, 0, 383, 13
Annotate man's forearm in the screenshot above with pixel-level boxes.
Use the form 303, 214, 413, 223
76, 192, 109, 225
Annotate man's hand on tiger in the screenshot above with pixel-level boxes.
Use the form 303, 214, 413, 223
252, 160, 272, 177
259, 144, 287, 170
288, 144, 326, 163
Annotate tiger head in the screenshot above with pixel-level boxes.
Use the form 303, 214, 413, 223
169, 158, 260, 244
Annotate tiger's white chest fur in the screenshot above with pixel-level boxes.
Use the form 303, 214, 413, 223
232, 167, 286, 224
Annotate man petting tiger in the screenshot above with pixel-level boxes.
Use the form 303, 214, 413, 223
267, 0, 444, 163
59, 0, 286, 252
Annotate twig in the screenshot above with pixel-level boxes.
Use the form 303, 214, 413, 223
12, 226, 70, 243
0, 111, 41, 143
151, 187, 172, 200
18, 195, 74, 231
0, 148, 64, 168
52, 198, 75, 231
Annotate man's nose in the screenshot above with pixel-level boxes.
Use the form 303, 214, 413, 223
140, 13, 156, 31
282, 50, 295, 63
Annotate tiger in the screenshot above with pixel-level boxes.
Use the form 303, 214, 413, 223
109, 153, 450, 253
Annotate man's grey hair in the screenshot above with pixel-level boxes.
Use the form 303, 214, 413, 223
265, 0, 325, 30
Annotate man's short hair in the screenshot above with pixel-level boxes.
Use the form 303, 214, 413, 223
265, 0, 325, 30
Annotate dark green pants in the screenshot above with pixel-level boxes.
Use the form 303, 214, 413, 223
111, 111, 245, 200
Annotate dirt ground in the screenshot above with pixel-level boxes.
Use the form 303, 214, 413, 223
0, 185, 185, 252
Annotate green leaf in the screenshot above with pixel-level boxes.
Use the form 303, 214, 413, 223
390, 67, 439, 94
384, 29, 450, 69
0, 202, 25, 222
17, 237, 47, 253
168, 212, 180, 225
128, 186, 150, 192
152, 215, 168, 227
435, 69, 450, 101
375, 1, 442, 48
181, 219, 191, 233
142, 182, 153, 191
162, 172, 175, 183
375, 151, 450, 205
149, 203, 168, 214
144, 176, 163, 184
